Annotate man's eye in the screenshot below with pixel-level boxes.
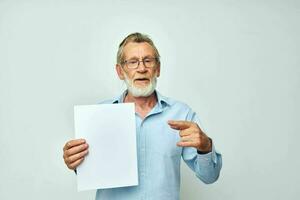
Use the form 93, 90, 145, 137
128, 60, 138, 64
144, 59, 152, 63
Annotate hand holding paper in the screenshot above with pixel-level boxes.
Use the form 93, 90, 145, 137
63, 139, 89, 170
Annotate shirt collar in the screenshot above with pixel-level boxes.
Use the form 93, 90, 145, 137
112, 90, 171, 109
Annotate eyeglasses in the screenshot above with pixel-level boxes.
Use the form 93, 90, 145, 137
122, 57, 158, 69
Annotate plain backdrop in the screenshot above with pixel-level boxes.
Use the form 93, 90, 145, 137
0, 0, 299, 199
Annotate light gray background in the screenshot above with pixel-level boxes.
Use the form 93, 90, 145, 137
0, 0, 299, 199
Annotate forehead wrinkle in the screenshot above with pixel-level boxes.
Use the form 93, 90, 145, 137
123, 42, 156, 60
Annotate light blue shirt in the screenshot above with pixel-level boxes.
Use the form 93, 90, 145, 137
96, 91, 222, 200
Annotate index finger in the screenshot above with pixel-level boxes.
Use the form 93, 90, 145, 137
168, 120, 193, 130
64, 139, 86, 150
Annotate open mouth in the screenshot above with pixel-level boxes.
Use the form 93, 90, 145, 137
133, 78, 150, 87
134, 78, 150, 82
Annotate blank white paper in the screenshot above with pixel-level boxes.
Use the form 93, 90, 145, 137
74, 103, 138, 191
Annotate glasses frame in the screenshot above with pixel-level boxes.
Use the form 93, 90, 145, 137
121, 57, 158, 69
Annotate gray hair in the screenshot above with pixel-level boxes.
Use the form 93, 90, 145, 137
116, 32, 160, 64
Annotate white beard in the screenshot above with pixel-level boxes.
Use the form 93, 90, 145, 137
123, 73, 157, 97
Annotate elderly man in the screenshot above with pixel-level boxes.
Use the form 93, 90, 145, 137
63, 32, 222, 200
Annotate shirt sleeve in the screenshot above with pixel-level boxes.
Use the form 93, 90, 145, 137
181, 110, 222, 184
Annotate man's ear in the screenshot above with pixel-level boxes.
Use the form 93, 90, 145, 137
116, 64, 125, 80
156, 63, 161, 78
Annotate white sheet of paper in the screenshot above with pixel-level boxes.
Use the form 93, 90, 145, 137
74, 103, 138, 191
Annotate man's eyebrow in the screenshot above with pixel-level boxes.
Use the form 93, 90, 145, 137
126, 55, 155, 60
143, 55, 155, 59
126, 56, 139, 60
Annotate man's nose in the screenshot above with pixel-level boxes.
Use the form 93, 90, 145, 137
136, 61, 147, 71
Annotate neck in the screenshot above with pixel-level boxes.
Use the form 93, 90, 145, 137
124, 91, 157, 118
